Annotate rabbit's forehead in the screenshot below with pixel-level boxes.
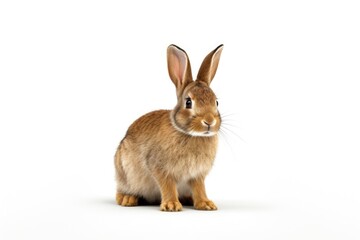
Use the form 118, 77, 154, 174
187, 86, 216, 103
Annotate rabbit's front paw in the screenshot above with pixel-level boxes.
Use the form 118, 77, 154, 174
160, 201, 182, 212
194, 200, 217, 210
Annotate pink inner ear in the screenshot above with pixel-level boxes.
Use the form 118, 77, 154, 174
172, 56, 182, 82
173, 50, 187, 84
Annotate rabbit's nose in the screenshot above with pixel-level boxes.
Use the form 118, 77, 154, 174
202, 113, 216, 128
201, 119, 216, 127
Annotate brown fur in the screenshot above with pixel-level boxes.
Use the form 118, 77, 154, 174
114, 44, 224, 211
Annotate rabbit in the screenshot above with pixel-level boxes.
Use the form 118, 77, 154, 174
114, 44, 224, 211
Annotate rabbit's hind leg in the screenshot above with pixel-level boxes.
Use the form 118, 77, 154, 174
116, 192, 139, 206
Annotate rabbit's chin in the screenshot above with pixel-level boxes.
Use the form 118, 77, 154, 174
188, 131, 218, 137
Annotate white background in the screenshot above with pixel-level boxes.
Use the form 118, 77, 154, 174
1, 0, 360, 239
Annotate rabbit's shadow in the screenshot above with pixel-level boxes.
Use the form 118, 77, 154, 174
94, 198, 272, 211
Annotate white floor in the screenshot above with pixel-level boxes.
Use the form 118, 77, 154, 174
2, 193, 359, 239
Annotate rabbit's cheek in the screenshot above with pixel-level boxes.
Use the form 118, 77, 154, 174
175, 110, 193, 127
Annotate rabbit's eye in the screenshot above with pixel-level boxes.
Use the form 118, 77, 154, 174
185, 98, 192, 109
216, 100, 219, 106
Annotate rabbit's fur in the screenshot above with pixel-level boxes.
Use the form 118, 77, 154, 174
115, 45, 223, 211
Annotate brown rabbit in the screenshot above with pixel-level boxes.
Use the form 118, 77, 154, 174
114, 44, 224, 211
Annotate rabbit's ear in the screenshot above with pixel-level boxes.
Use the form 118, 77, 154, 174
167, 45, 193, 94
197, 45, 224, 86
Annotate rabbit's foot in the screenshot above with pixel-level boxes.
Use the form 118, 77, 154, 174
116, 192, 138, 206
160, 201, 182, 212
194, 200, 217, 210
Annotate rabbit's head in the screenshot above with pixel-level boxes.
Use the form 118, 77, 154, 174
168, 45, 223, 137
